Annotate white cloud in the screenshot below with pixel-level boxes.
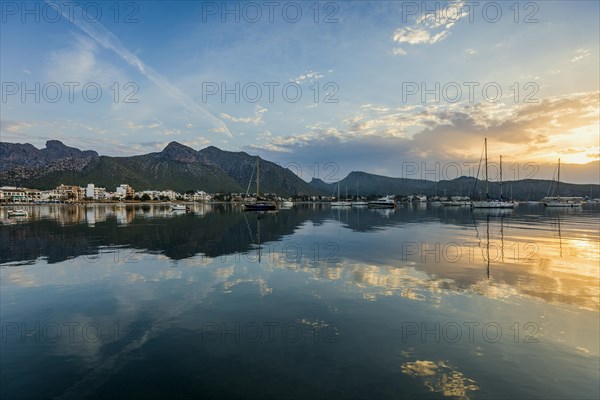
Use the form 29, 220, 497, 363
571, 48, 591, 63
220, 105, 268, 125
392, 48, 407, 56
289, 70, 324, 84
391, 1, 469, 54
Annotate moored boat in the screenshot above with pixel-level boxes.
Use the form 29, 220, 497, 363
331, 181, 351, 207
244, 201, 277, 211
471, 139, 516, 209
7, 208, 28, 217
543, 159, 583, 207
368, 195, 396, 208
244, 157, 278, 212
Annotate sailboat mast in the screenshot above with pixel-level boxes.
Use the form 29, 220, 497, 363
256, 157, 260, 198
500, 155, 503, 198
484, 138, 489, 198
557, 158, 560, 197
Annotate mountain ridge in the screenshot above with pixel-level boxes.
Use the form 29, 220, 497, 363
1, 140, 598, 199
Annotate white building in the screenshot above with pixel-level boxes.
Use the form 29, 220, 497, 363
86, 184, 107, 200
116, 184, 134, 198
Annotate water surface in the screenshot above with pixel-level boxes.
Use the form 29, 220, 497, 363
1, 203, 599, 399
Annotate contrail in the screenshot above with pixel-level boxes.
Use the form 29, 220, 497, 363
46, 0, 232, 137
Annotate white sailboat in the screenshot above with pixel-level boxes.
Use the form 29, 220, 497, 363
543, 159, 582, 207
352, 181, 368, 206
331, 180, 351, 206
472, 139, 517, 209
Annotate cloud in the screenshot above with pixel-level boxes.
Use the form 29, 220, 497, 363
247, 92, 599, 183
45, 0, 231, 137
125, 120, 163, 130
1, 120, 34, 134
392, 27, 450, 45
571, 48, 591, 63
391, 1, 469, 54
220, 105, 267, 125
289, 71, 324, 84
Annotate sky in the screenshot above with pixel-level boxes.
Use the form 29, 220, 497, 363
1, 0, 599, 184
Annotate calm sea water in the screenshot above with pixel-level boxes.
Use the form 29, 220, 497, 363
1, 203, 599, 399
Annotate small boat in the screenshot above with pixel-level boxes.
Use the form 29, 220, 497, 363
543, 159, 583, 207
244, 157, 277, 212
281, 201, 294, 208
7, 208, 28, 217
368, 195, 396, 208
170, 204, 187, 211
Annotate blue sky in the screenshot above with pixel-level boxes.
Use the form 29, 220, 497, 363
1, 1, 599, 183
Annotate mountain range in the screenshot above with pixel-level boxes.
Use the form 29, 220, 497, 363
0, 140, 316, 196
1, 140, 598, 199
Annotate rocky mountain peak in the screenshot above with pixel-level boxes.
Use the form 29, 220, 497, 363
160, 141, 199, 163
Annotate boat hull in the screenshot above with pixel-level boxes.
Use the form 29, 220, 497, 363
442, 201, 470, 207
471, 201, 516, 209
331, 202, 352, 207
243, 203, 277, 211
368, 202, 395, 209
544, 201, 582, 207
7, 210, 28, 217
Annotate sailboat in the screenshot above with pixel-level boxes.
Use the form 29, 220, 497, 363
352, 181, 368, 206
472, 138, 517, 209
543, 159, 582, 207
331, 180, 351, 206
243, 157, 277, 211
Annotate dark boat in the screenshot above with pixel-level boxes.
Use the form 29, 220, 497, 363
243, 157, 277, 212
243, 201, 277, 211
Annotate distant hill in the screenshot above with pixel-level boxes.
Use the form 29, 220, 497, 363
310, 171, 599, 200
